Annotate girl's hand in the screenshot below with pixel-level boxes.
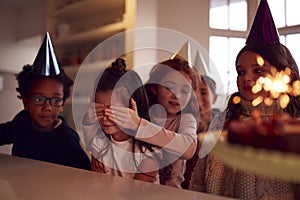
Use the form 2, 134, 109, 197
134, 157, 159, 183
82, 102, 105, 125
91, 156, 106, 173
105, 98, 141, 132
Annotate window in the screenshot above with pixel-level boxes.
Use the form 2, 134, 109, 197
268, 0, 300, 65
209, 0, 247, 31
209, 0, 247, 95
268, 0, 300, 27
267, 0, 285, 27
286, 0, 300, 26
209, 0, 300, 96
285, 34, 300, 66
209, 36, 245, 94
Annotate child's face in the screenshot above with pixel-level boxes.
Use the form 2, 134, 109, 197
236, 51, 272, 101
23, 78, 64, 130
94, 90, 124, 136
156, 70, 192, 117
198, 82, 217, 116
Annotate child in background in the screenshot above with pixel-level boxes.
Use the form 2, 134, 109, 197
198, 75, 220, 128
0, 33, 91, 170
105, 57, 201, 188
82, 58, 161, 183
181, 75, 219, 189
190, 0, 300, 199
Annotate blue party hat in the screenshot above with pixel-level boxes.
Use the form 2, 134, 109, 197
32, 32, 60, 76
246, 0, 280, 46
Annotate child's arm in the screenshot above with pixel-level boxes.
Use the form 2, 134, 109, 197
136, 115, 198, 159
82, 102, 105, 150
134, 157, 160, 183
0, 121, 16, 145
0, 111, 27, 145
105, 99, 197, 159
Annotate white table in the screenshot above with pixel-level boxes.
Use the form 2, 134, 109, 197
0, 153, 234, 200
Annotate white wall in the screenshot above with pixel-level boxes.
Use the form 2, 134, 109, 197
0, 3, 44, 73
0, 71, 23, 154
0, 2, 45, 154
157, 0, 210, 52
0, 2, 45, 122
133, 0, 210, 82
135, 0, 210, 52
16, 2, 46, 40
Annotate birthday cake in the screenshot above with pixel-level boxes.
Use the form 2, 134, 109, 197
227, 114, 300, 154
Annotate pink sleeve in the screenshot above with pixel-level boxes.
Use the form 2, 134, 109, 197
135, 113, 197, 159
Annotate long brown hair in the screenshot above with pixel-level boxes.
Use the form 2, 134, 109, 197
235, 44, 300, 117
145, 58, 201, 184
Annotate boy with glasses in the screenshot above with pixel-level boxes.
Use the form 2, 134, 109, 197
0, 33, 91, 170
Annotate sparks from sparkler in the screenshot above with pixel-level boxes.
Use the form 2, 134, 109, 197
232, 56, 300, 108
251, 64, 298, 108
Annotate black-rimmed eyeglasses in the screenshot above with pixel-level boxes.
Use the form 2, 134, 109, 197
30, 96, 64, 107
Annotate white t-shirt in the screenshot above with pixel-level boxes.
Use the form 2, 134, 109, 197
90, 134, 161, 184
83, 113, 197, 187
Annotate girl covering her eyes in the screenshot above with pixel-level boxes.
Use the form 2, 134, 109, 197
82, 57, 162, 183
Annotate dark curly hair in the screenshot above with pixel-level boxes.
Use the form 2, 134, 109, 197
94, 57, 161, 180
15, 64, 73, 101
